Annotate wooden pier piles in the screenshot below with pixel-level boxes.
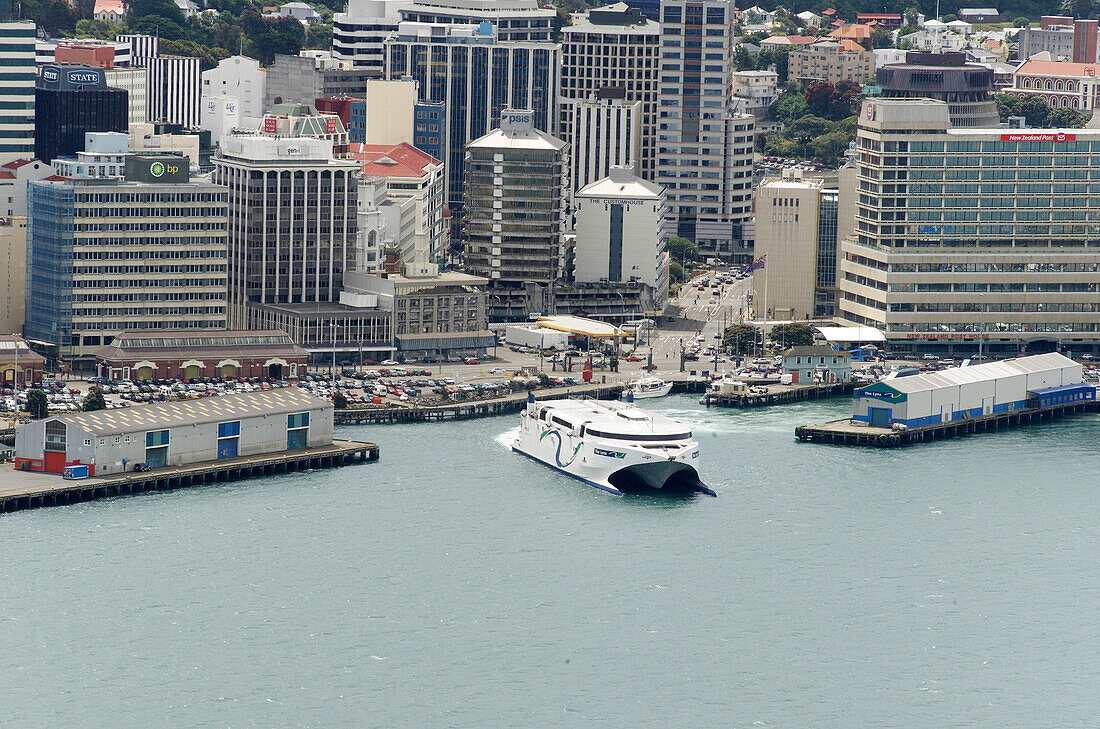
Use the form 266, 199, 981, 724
795, 400, 1099, 448
0, 439, 379, 514
335, 384, 624, 425
702, 381, 855, 408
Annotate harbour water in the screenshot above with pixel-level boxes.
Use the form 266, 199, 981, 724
1, 396, 1097, 728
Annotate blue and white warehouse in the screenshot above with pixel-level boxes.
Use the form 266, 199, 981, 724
853, 353, 1093, 428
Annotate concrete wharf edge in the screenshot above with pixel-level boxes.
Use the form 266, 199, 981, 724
335, 383, 629, 425
0, 439, 379, 515
794, 400, 1099, 448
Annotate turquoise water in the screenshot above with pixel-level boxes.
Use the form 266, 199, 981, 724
1, 396, 1098, 728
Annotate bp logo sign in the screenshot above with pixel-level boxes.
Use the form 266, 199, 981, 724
150, 161, 166, 177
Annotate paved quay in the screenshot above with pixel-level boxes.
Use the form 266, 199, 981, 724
0, 439, 378, 514
335, 382, 627, 424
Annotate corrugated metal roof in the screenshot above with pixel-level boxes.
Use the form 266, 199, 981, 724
873, 353, 1078, 395
52, 388, 330, 435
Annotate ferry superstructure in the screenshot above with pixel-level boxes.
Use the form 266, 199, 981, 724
511, 394, 714, 496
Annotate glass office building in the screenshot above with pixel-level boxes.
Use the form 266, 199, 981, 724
837, 98, 1100, 355
384, 22, 560, 215
25, 160, 229, 366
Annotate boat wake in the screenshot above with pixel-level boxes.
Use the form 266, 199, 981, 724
494, 426, 521, 450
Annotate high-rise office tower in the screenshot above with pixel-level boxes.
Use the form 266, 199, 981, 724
147, 55, 201, 127
34, 64, 128, 164
656, 0, 755, 259
211, 136, 359, 330
464, 111, 567, 290
0, 22, 36, 166
399, 0, 554, 38
560, 3, 659, 180
568, 91, 643, 200
334, 0, 556, 72
384, 21, 560, 214
117, 34, 158, 64
333, 0, 407, 74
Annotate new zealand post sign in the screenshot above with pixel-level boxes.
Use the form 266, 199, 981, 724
1000, 132, 1075, 143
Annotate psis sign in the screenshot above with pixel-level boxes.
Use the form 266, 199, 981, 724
500, 109, 535, 132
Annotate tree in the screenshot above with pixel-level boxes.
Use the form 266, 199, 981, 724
20, 0, 77, 35
723, 324, 760, 355
666, 237, 699, 264
668, 260, 685, 284
306, 22, 333, 50
807, 130, 848, 163
82, 386, 107, 412
942, 13, 958, 22
903, 7, 921, 27
332, 392, 348, 409
769, 323, 816, 349
75, 18, 122, 39
1013, 17, 1031, 27
1046, 107, 1088, 128
771, 89, 809, 125
1062, 0, 1094, 20
786, 115, 832, 144
831, 80, 863, 119
871, 27, 893, 50
804, 81, 837, 117
26, 389, 49, 419
241, 10, 306, 65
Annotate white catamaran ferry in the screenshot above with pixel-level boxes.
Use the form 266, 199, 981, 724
511, 394, 714, 497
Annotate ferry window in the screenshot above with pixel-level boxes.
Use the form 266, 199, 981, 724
586, 429, 692, 442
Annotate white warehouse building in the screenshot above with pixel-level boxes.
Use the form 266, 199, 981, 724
15, 389, 334, 476
852, 353, 1092, 428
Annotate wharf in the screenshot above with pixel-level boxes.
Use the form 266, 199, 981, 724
795, 400, 1099, 448
336, 383, 624, 424
702, 381, 855, 408
0, 439, 378, 514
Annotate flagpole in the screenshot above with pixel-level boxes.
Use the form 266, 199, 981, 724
762, 255, 768, 335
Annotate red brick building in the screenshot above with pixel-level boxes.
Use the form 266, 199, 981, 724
93, 330, 310, 381
0, 335, 46, 387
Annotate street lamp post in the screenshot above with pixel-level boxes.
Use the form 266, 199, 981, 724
11, 333, 17, 409
978, 293, 984, 360
331, 321, 337, 378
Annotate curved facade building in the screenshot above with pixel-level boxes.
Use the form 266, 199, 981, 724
876, 51, 999, 128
